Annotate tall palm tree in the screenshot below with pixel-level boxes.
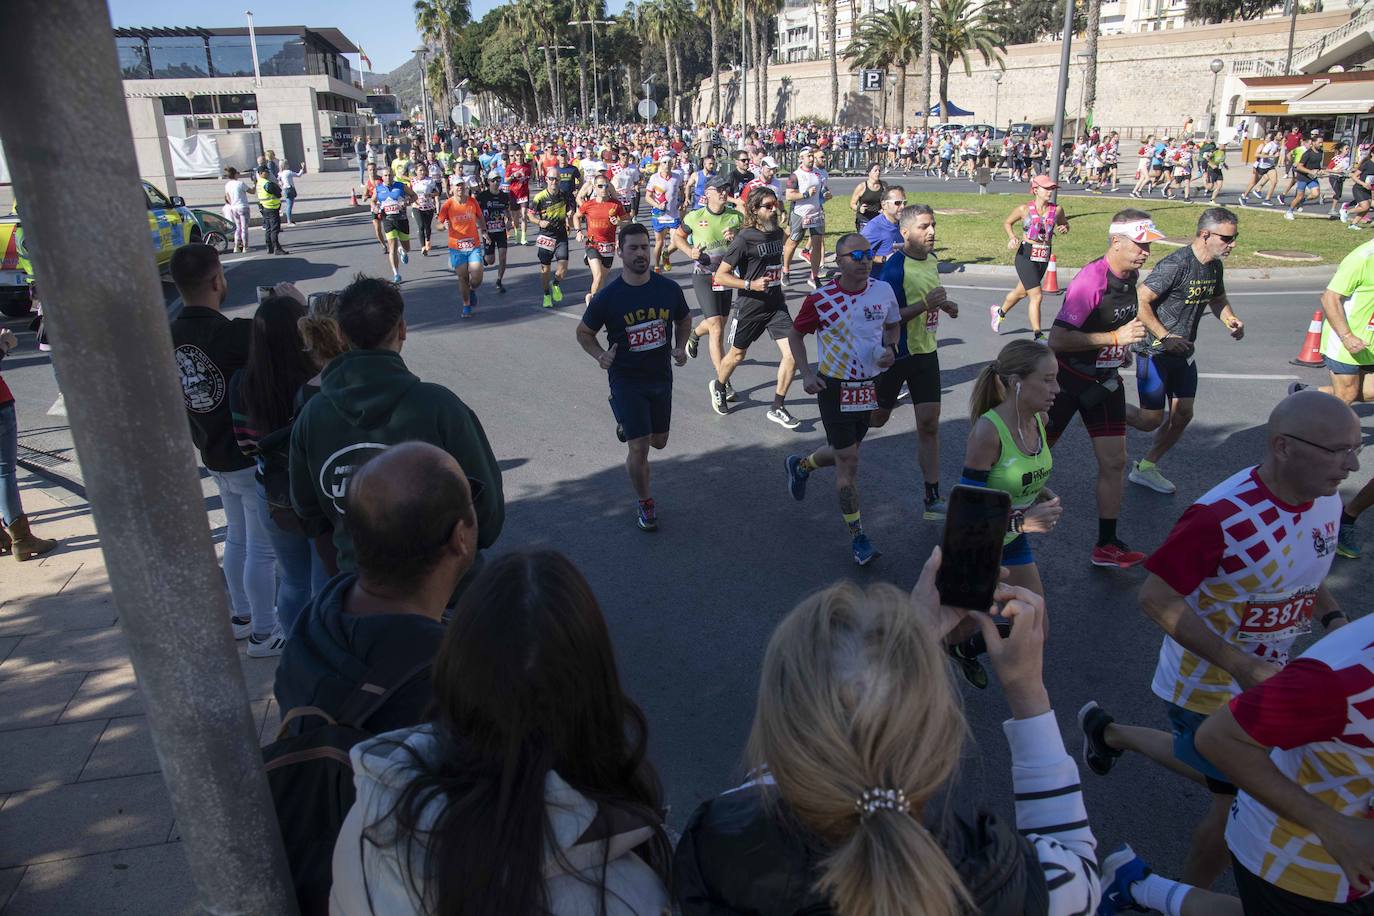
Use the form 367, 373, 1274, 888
825, 0, 839, 123
930, 0, 1004, 123
696, 0, 728, 122
920, 0, 932, 127
845, 5, 919, 127
413, 0, 469, 111
1083, 0, 1101, 127
758, 0, 782, 124
505, 0, 548, 121
570, 0, 607, 120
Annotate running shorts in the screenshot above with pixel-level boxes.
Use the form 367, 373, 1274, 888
727, 307, 792, 350
609, 376, 672, 441
1253, 165, 1274, 178
1297, 177, 1321, 193
484, 232, 507, 263
1045, 361, 1126, 440
372, 210, 383, 222
817, 375, 874, 450
382, 215, 411, 241
691, 269, 732, 319
584, 242, 616, 269
1232, 855, 1374, 915
1166, 703, 1236, 795
1002, 533, 1034, 567
651, 210, 680, 232
448, 246, 484, 269
1324, 355, 1374, 375
787, 209, 825, 242
1331, 177, 1346, 197
876, 351, 941, 409
535, 233, 569, 265
1207, 167, 1223, 183
1014, 242, 1050, 290
1135, 351, 1198, 410
1355, 185, 1372, 204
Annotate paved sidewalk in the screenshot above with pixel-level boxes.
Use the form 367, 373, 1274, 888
0, 468, 282, 915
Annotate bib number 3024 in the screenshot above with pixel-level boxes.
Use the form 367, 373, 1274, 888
1238, 591, 1316, 642
839, 379, 877, 412
626, 320, 667, 352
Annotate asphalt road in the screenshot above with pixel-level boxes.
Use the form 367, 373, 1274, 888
2, 204, 1364, 892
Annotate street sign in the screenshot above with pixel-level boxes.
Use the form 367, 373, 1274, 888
860, 69, 883, 92
637, 98, 658, 120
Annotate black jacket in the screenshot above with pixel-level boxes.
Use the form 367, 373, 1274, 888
170, 306, 253, 472
673, 784, 1050, 916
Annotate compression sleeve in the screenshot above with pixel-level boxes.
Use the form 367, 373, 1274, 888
959, 467, 991, 486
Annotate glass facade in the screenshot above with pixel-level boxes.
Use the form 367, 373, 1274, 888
149, 36, 211, 78
208, 36, 256, 78
257, 35, 307, 76
117, 37, 151, 79
117, 31, 346, 81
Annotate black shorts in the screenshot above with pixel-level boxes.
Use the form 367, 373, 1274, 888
584, 244, 615, 269
609, 376, 672, 441
691, 270, 732, 319
876, 351, 941, 409
1356, 185, 1372, 204
1046, 361, 1125, 440
1331, 177, 1347, 196
1233, 855, 1374, 915
1014, 243, 1050, 290
1136, 350, 1198, 410
484, 233, 507, 262
1207, 167, 1224, 183
536, 234, 569, 265
1254, 165, 1274, 179
727, 307, 791, 351
818, 375, 874, 450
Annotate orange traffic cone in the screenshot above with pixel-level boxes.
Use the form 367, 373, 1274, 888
1291, 310, 1325, 368
350, 187, 358, 206
1042, 254, 1062, 295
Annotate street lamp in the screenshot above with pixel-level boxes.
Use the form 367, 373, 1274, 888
992, 69, 1003, 136
569, 19, 614, 124
1075, 50, 1090, 137
1208, 57, 1224, 136
412, 46, 431, 140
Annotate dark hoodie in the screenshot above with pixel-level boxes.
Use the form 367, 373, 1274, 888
288, 348, 504, 573
273, 573, 443, 736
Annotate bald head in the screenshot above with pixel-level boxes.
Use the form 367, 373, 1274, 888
1268, 389, 1359, 443
1266, 389, 1361, 501
346, 442, 477, 591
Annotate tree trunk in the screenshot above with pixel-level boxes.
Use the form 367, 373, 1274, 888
1084, 0, 1100, 119
710, 3, 721, 122
761, 15, 771, 125
663, 33, 675, 122
576, 27, 589, 121
827, 0, 838, 123
552, 43, 566, 119
751, 10, 762, 125
542, 43, 559, 119
920, 0, 931, 128
896, 65, 906, 129
937, 57, 950, 123
674, 48, 685, 121
522, 46, 546, 122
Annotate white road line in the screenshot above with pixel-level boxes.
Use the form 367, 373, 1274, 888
942, 283, 1328, 297
1197, 372, 1299, 380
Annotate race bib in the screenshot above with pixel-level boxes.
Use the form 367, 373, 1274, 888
383, 202, 402, 214
924, 308, 939, 332
1029, 243, 1050, 263
536, 234, 557, 251
839, 379, 877, 412
596, 241, 615, 256
762, 265, 783, 288
802, 210, 823, 228
626, 319, 667, 352
1095, 344, 1127, 369
486, 219, 506, 232
456, 238, 476, 252
1238, 590, 1316, 643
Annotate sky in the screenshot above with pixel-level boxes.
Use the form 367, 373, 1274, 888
108, 0, 629, 75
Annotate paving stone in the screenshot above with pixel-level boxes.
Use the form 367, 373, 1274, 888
0, 637, 18, 665
0, 628, 129, 678
239, 651, 281, 701
79, 717, 161, 783
0, 592, 117, 637
0, 720, 106, 793
0, 773, 174, 868
260, 698, 281, 744
0, 671, 86, 732
61, 666, 142, 721
0, 865, 24, 910
3, 842, 197, 916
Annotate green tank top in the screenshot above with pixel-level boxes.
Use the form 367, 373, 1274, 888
983, 410, 1053, 546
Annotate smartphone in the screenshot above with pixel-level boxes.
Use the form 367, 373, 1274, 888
936, 485, 1011, 611
256, 285, 274, 304
306, 290, 337, 311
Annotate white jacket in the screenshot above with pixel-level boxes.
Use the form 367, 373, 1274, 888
330, 725, 671, 915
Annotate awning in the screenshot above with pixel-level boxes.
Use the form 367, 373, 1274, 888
1287, 80, 1374, 115
920, 101, 974, 118
1244, 102, 1290, 115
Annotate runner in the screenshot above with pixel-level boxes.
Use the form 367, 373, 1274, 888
783, 233, 901, 566
1079, 389, 1357, 892
993, 174, 1069, 341
723, 149, 755, 207
373, 165, 416, 284
687, 152, 720, 208
1285, 132, 1327, 221
529, 178, 572, 309
573, 175, 629, 308
576, 222, 691, 532
1296, 236, 1374, 405
741, 155, 784, 203
1341, 144, 1374, 228
1238, 130, 1282, 207
505, 148, 533, 245
476, 171, 511, 293
1327, 141, 1353, 220
361, 162, 386, 252
645, 157, 683, 272
870, 204, 957, 520
781, 148, 831, 290
849, 162, 886, 232
611, 147, 642, 222
1045, 208, 1162, 568
710, 185, 799, 428
1128, 208, 1244, 495
436, 176, 488, 319
409, 166, 441, 257
674, 177, 744, 378
858, 184, 906, 262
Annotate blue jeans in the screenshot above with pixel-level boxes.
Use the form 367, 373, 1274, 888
357, 158, 366, 185
251, 483, 325, 637
0, 400, 21, 525
209, 466, 278, 638
282, 194, 295, 223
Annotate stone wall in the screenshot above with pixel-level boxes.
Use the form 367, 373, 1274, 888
693, 9, 1349, 134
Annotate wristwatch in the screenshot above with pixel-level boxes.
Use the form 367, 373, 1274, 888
1008, 510, 1025, 535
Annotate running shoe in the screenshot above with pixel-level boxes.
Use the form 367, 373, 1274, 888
551, 282, 564, 303
246, 628, 287, 658
542, 292, 554, 309
496, 279, 505, 293
766, 406, 800, 429
990, 305, 1004, 334
230, 615, 252, 641
1238, 195, 1249, 207
392, 272, 402, 284
1288, 381, 1309, 396
947, 641, 989, 690
1097, 845, 1151, 915
709, 379, 729, 415
1091, 541, 1146, 568
1077, 701, 1124, 776
1353, 223, 1365, 231
785, 454, 810, 501
923, 497, 948, 521
1128, 461, 1176, 494
400, 249, 409, 265
1261, 198, 1274, 206
806, 275, 820, 290
1284, 210, 1296, 221
637, 500, 658, 532
685, 333, 700, 360
1341, 204, 1352, 224
852, 533, 881, 566
461, 304, 473, 319
724, 380, 739, 402
1338, 523, 1362, 559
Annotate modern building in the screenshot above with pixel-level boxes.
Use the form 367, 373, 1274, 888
114, 26, 368, 189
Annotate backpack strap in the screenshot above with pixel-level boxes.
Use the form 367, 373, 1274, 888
334, 657, 434, 732
276, 705, 338, 740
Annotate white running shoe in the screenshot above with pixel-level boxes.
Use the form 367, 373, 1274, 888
246, 627, 287, 658
1128, 461, 1176, 494
990, 305, 1004, 333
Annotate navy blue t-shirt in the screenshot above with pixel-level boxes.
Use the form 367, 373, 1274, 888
581, 274, 689, 383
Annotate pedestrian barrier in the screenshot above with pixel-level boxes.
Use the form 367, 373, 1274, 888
1291, 310, 1325, 368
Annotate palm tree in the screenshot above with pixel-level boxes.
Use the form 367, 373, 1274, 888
504, 0, 548, 121
825, 0, 839, 123
413, 0, 470, 111
696, 0, 729, 122
845, 5, 919, 127
757, 0, 783, 124
919, 0, 932, 127
1083, 0, 1101, 126
930, 0, 1004, 123
640, 0, 674, 120
570, 0, 606, 120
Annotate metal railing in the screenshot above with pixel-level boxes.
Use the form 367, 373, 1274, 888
1290, 2, 1374, 69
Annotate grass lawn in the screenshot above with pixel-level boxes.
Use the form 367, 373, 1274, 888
821, 191, 1362, 270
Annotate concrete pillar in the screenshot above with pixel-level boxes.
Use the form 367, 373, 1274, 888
125, 97, 177, 195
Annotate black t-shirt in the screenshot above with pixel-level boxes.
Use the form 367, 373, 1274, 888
725, 168, 754, 196
476, 189, 511, 233
721, 226, 786, 317
1358, 158, 1374, 188
1052, 258, 1140, 379
1140, 245, 1225, 351
1300, 147, 1325, 174
581, 274, 689, 383
554, 165, 580, 195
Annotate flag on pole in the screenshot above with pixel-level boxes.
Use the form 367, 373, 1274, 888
358, 47, 373, 70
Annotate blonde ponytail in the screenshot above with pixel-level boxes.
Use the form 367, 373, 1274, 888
968, 363, 1006, 420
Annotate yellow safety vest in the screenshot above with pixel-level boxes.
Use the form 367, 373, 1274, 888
259, 181, 282, 210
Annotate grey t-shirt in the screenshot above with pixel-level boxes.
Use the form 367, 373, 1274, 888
1140, 245, 1225, 351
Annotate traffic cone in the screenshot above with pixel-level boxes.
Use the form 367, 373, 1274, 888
350, 187, 358, 206
1290, 310, 1325, 368
1042, 254, 1062, 295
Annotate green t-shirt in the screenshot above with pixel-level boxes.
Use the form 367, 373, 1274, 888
900, 253, 941, 356
683, 206, 744, 269
1321, 237, 1374, 365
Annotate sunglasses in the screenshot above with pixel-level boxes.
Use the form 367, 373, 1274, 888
844, 248, 877, 262
757, 202, 778, 210
1209, 231, 1238, 243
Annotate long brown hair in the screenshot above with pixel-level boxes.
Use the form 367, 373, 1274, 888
748, 582, 971, 916
969, 339, 1052, 419
744, 185, 779, 231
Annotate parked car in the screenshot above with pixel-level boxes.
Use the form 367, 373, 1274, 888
188, 208, 234, 254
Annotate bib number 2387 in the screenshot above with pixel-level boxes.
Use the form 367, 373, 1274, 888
626, 320, 666, 352
839, 379, 877, 412
1238, 591, 1316, 642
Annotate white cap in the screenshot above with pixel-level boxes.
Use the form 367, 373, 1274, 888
760, 155, 779, 169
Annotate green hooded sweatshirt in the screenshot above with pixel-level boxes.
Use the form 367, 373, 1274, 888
289, 349, 504, 573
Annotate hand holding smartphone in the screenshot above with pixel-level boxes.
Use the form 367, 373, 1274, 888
936, 485, 1011, 612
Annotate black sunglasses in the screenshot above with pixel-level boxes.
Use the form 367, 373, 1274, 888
1208, 231, 1238, 243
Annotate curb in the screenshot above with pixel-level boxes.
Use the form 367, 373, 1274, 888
938, 261, 1333, 283
16, 454, 86, 499
245, 204, 360, 229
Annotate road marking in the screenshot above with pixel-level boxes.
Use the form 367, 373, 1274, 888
1197, 372, 1299, 380
942, 284, 1328, 297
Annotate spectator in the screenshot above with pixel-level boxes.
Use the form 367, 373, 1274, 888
0, 327, 57, 561
169, 243, 278, 653
329, 549, 672, 915
278, 161, 304, 227
288, 274, 504, 586
222, 167, 251, 253
674, 550, 1101, 916
354, 136, 367, 185
274, 442, 477, 738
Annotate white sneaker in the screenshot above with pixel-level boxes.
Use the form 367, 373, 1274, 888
1284, 210, 1296, 221
1128, 461, 1176, 494
766, 407, 801, 430
230, 615, 252, 640
246, 627, 287, 658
